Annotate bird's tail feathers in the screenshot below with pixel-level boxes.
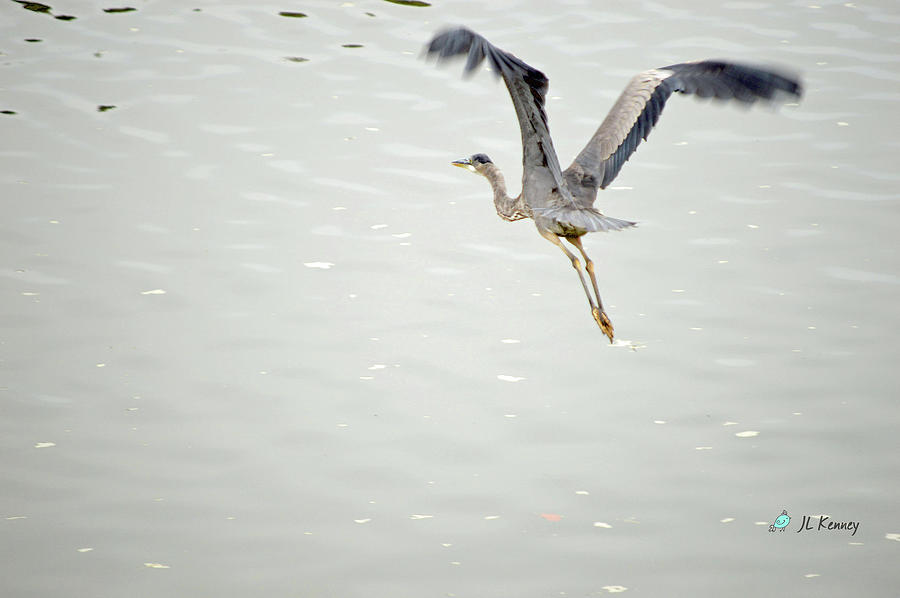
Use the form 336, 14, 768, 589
536, 207, 636, 234
586, 212, 637, 232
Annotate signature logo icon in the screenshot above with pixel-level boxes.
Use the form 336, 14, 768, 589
769, 510, 791, 532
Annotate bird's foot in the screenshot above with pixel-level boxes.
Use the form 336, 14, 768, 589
592, 307, 614, 343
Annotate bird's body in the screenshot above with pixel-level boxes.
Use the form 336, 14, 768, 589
426, 27, 802, 341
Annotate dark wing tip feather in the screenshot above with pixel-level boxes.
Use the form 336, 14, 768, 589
424, 26, 548, 90
660, 60, 803, 103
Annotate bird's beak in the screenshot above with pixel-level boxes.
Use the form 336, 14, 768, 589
451, 158, 472, 169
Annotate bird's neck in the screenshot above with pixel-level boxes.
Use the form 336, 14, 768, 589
483, 163, 529, 221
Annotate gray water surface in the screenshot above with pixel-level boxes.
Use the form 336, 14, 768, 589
2, 1, 898, 597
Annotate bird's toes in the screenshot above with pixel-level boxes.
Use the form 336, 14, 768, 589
592, 308, 615, 343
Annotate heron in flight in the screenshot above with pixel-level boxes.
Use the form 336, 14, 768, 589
425, 27, 802, 342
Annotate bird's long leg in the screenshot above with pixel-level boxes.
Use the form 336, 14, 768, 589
565, 236, 614, 342
539, 231, 614, 342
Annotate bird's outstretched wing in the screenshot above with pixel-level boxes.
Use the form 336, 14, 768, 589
564, 61, 803, 203
425, 27, 574, 209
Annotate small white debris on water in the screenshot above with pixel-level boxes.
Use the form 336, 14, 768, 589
735, 431, 759, 438
593, 522, 612, 528
140, 289, 166, 295
304, 262, 334, 269
497, 375, 525, 382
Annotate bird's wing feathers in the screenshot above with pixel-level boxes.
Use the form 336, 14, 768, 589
425, 27, 575, 209
565, 60, 803, 197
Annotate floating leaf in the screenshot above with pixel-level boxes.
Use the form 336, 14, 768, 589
278, 11, 307, 18
15, 2, 51, 14
383, 0, 431, 6
103, 7, 136, 13
97, 105, 116, 112
540, 513, 562, 522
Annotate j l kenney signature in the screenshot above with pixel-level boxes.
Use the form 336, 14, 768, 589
796, 514, 860, 536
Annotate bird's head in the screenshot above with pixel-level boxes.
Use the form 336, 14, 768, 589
451, 153, 493, 175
